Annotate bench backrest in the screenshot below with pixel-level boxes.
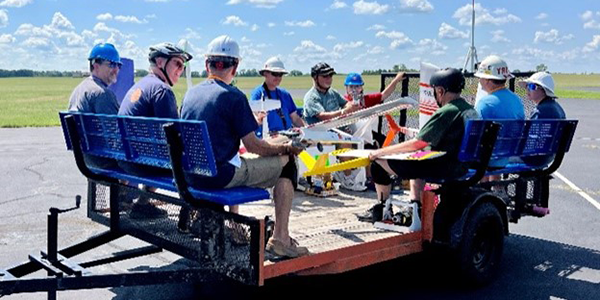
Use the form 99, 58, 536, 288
459, 119, 578, 163
59, 112, 217, 177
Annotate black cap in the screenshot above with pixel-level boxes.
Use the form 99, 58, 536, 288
311, 62, 336, 77
430, 68, 465, 93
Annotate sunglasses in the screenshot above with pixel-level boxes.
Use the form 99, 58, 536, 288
172, 59, 185, 70
319, 74, 333, 79
527, 83, 540, 91
270, 72, 285, 77
98, 61, 122, 69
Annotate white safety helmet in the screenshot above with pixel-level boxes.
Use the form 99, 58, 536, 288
205, 35, 241, 60
517, 71, 556, 98
474, 55, 514, 80
259, 56, 288, 75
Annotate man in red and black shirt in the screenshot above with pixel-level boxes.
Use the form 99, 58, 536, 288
343, 72, 405, 108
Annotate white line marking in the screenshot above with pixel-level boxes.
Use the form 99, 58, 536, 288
555, 171, 600, 211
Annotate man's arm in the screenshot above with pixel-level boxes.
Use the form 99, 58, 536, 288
315, 101, 361, 121
368, 138, 428, 160
381, 72, 405, 101
242, 131, 302, 156
289, 111, 307, 127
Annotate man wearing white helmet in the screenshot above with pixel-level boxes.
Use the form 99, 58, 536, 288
517, 71, 565, 120
250, 56, 306, 137
118, 42, 193, 219
181, 35, 308, 258
474, 55, 525, 171
474, 55, 525, 120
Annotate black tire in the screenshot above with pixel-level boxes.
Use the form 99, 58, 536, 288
457, 202, 504, 286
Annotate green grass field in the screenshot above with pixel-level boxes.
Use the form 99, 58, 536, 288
0, 74, 598, 127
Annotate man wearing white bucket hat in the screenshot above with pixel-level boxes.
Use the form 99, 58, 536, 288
250, 56, 306, 137
474, 55, 524, 120
517, 72, 565, 120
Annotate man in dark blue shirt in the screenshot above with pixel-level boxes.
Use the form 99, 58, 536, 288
181, 35, 307, 258
118, 42, 193, 219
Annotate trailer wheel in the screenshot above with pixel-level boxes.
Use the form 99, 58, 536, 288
458, 202, 504, 286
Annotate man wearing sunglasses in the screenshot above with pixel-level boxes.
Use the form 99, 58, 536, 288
68, 43, 122, 171
303, 62, 362, 125
250, 56, 306, 137
68, 43, 122, 115
517, 72, 565, 120
118, 42, 193, 219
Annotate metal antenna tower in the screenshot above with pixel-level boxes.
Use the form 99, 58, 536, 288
463, 0, 479, 72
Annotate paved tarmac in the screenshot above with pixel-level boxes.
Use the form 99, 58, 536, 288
0, 98, 598, 299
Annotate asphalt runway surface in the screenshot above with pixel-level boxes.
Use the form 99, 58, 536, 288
0, 98, 598, 299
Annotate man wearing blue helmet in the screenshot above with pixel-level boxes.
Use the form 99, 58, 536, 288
68, 43, 122, 170
68, 43, 121, 115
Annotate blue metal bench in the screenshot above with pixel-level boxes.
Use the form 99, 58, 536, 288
59, 112, 270, 206
455, 119, 578, 184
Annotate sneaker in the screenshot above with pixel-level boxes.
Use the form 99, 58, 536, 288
266, 237, 309, 258
356, 203, 383, 222
129, 201, 168, 219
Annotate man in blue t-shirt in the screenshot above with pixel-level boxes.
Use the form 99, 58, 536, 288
181, 35, 307, 258
474, 55, 524, 170
118, 42, 193, 219
250, 57, 305, 138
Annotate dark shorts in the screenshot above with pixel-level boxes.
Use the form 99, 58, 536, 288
371, 156, 465, 185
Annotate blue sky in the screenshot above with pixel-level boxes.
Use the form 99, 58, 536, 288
0, 0, 599, 73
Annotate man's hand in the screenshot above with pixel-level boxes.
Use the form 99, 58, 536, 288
255, 111, 267, 125
285, 141, 304, 155
368, 149, 385, 161
392, 72, 406, 83
343, 102, 362, 115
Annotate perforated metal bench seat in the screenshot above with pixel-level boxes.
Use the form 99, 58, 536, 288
60, 112, 270, 207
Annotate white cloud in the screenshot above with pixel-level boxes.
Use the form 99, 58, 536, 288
353, 0, 389, 15
536, 13, 548, 20
283, 31, 295, 36
330, 0, 347, 9
0, 9, 7, 28
414, 38, 446, 55
491, 30, 510, 43
583, 35, 600, 52
375, 30, 413, 49
0, 33, 14, 43
367, 24, 385, 31
582, 11, 600, 30
438, 22, 468, 39
21, 36, 54, 51
399, 0, 433, 13
145, 14, 157, 19
333, 41, 363, 53
267, 22, 275, 27
226, 0, 283, 9
96, 13, 112, 21
115, 15, 148, 24
50, 12, 74, 30
326, 35, 336, 40
0, 0, 32, 7
285, 20, 315, 27
453, 3, 521, 26
241, 36, 251, 43
15, 23, 50, 37
222, 15, 248, 26
251, 24, 259, 31
294, 40, 326, 53
181, 28, 201, 40
367, 45, 384, 54
534, 29, 574, 45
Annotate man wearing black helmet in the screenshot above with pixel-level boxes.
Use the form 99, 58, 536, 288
303, 62, 361, 125
362, 68, 479, 226
118, 42, 193, 219
119, 42, 192, 118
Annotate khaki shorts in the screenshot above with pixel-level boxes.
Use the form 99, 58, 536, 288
225, 155, 283, 189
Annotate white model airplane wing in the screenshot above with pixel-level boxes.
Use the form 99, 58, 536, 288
248, 99, 281, 112
306, 97, 418, 131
